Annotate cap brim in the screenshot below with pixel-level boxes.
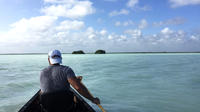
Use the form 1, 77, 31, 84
49, 57, 62, 64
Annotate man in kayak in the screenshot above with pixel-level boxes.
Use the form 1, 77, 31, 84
40, 49, 100, 112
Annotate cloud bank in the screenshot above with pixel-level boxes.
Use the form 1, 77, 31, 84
169, 0, 200, 7
0, 0, 200, 53
41, 0, 95, 18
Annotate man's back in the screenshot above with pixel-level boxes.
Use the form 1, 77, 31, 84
40, 65, 75, 93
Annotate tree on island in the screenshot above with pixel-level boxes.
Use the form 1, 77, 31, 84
72, 50, 85, 54
95, 50, 106, 54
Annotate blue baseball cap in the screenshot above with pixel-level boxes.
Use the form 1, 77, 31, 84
48, 50, 62, 64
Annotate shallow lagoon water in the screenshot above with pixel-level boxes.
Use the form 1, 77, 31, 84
0, 53, 200, 112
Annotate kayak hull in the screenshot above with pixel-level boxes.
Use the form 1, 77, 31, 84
18, 88, 96, 112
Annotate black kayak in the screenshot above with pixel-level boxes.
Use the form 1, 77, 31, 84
18, 88, 96, 112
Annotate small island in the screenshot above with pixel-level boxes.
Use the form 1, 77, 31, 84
95, 50, 106, 54
72, 50, 85, 54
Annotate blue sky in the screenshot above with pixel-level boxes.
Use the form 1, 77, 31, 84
0, 0, 200, 53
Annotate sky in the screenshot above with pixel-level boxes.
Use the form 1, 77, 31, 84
0, 0, 200, 53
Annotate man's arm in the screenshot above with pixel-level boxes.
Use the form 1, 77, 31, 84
68, 76, 100, 104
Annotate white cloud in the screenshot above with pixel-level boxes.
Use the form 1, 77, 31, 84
158, 28, 188, 44
0, 16, 57, 45
138, 19, 148, 29
190, 35, 199, 40
86, 27, 95, 36
11, 16, 57, 33
125, 29, 142, 38
0, 15, 89, 53
115, 20, 134, 27
85, 27, 97, 39
169, 0, 200, 7
41, 0, 95, 18
127, 0, 139, 8
126, 0, 151, 12
88, 34, 96, 39
108, 35, 113, 40
100, 29, 107, 36
153, 17, 185, 27
161, 27, 174, 35
109, 9, 129, 16
135, 5, 151, 11
123, 20, 134, 26
118, 35, 127, 41
123, 21, 129, 26
56, 20, 84, 31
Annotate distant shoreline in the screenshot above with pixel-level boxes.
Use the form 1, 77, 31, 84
0, 52, 200, 55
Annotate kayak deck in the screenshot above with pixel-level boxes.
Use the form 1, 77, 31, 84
18, 88, 96, 112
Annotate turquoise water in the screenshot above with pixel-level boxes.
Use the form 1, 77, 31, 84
0, 53, 200, 112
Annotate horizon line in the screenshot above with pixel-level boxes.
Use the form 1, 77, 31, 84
0, 51, 200, 55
